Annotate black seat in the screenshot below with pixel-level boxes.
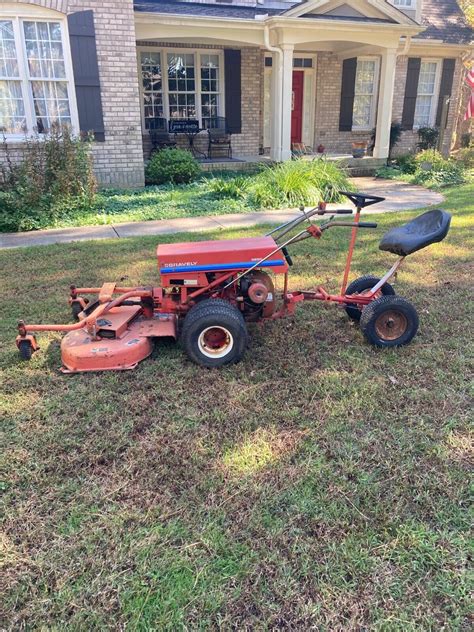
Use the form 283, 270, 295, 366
379, 209, 451, 257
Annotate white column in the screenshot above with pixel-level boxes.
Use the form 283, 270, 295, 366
373, 48, 397, 160
280, 43, 294, 161
270, 51, 283, 162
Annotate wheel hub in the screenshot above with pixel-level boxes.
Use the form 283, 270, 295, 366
198, 326, 234, 358
374, 310, 408, 341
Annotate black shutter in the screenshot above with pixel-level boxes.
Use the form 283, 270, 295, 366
68, 10, 105, 141
401, 57, 421, 131
224, 49, 241, 134
339, 58, 357, 132
436, 59, 455, 127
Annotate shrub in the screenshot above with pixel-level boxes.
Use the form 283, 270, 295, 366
145, 148, 201, 185
0, 126, 96, 232
413, 150, 466, 188
395, 154, 417, 174
417, 127, 439, 150
456, 146, 474, 168
248, 159, 351, 208
208, 176, 249, 199
370, 121, 402, 157
460, 133, 472, 149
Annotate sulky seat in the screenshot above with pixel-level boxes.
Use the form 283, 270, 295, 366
379, 209, 451, 257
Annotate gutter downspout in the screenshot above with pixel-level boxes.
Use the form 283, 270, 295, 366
397, 35, 412, 57
264, 25, 283, 160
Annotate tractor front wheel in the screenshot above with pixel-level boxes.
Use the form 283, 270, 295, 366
18, 339, 33, 360
345, 275, 395, 321
360, 296, 419, 348
180, 299, 248, 368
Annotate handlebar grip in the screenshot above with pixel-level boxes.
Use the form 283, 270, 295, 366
358, 222, 378, 228
335, 209, 353, 215
282, 246, 293, 267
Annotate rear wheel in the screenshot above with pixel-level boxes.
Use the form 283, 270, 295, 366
345, 275, 395, 321
360, 296, 419, 348
18, 340, 33, 360
180, 299, 248, 368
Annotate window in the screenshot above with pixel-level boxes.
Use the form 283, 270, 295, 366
138, 48, 224, 129
0, 17, 76, 137
141, 51, 163, 129
391, 0, 415, 7
200, 54, 220, 126
168, 52, 196, 120
352, 58, 379, 129
414, 60, 441, 127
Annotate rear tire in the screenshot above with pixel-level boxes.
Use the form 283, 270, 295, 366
345, 275, 395, 321
360, 295, 419, 348
180, 299, 248, 368
18, 340, 33, 360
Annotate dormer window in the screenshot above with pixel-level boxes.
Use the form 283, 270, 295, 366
391, 0, 416, 8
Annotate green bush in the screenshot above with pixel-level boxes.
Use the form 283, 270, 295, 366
413, 150, 466, 188
395, 154, 417, 174
0, 126, 96, 232
145, 148, 201, 185
455, 146, 474, 168
248, 159, 351, 208
208, 176, 249, 199
417, 127, 439, 150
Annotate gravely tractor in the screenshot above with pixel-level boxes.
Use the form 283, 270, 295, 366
16, 192, 451, 372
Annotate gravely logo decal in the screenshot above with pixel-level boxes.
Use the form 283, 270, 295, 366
163, 262, 198, 268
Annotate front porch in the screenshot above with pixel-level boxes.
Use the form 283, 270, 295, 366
134, 1, 422, 173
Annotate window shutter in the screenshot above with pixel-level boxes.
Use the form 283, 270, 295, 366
68, 10, 105, 142
224, 49, 241, 134
435, 59, 455, 127
339, 58, 357, 132
401, 57, 421, 131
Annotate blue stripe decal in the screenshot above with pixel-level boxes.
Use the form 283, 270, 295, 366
160, 260, 286, 274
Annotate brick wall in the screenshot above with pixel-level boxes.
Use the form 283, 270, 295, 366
1, 0, 145, 188
391, 55, 464, 157
313, 52, 371, 154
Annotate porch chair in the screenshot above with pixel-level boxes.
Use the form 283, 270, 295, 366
204, 117, 232, 160
149, 117, 177, 156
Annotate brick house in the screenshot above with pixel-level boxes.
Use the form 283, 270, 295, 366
0, 0, 472, 187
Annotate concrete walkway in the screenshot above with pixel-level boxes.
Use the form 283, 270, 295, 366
0, 178, 444, 250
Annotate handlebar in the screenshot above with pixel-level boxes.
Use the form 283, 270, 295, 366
321, 221, 378, 230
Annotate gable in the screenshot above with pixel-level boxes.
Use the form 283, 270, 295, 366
284, 0, 417, 24
324, 4, 366, 18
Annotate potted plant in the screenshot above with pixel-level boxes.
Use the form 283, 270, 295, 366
352, 141, 367, 159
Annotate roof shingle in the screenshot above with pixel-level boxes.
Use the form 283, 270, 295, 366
133, 1, 286, 19
418, 0, 472, 44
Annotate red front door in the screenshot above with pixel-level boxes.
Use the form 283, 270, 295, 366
291, 71, 304, 144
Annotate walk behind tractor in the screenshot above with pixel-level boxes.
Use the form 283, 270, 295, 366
16, 192, 451, 371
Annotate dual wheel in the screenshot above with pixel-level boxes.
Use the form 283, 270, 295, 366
345, 275, 419, 348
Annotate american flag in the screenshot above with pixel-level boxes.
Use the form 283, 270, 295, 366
464, 67, 474, 121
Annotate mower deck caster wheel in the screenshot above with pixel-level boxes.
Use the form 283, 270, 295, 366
360, 296, 419, 348
18, 340, 34, 361
71, 299, 89, 321
180, 298, 248, 368
345, 275, 395, 321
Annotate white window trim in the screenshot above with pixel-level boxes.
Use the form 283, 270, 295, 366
352, 56, 380, 132
137, 46, 225, 134
413, 58, 442, 129
0, 12, 79, 143
390, 0, 416, 8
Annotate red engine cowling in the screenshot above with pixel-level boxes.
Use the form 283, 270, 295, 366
157, 236, 288, 288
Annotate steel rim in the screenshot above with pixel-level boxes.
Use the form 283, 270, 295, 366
198, 326, 234, 359
374, 310, 408, 341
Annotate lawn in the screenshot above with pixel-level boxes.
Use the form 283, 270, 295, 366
1, 184, 472, 629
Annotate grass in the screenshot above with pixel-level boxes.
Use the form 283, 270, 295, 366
2, 159, 351, 231
1, 184, 473, 629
